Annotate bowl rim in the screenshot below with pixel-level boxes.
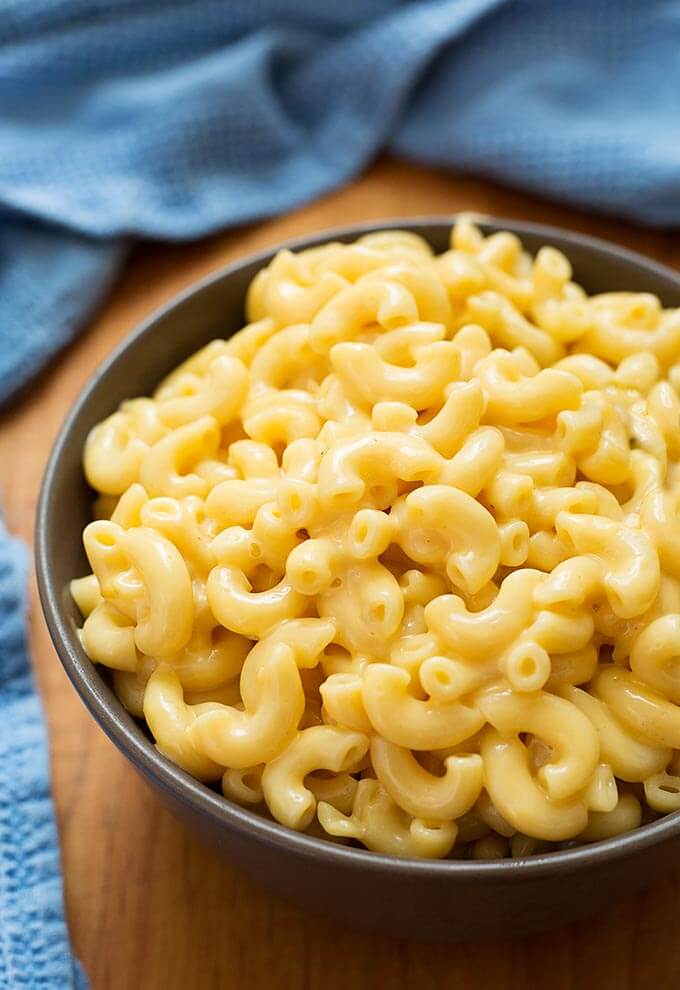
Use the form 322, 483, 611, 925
35, 213, 680, 880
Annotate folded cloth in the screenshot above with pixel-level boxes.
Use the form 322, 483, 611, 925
1, 1, 680, 984
0, 522, 86, 989
2, 0, 680, 404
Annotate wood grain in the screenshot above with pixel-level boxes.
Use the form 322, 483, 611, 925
2, 158, 680, 990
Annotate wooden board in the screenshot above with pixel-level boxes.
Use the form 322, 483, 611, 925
2, 158, 680, 990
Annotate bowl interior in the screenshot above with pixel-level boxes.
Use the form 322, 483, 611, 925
36, 217, 680, 871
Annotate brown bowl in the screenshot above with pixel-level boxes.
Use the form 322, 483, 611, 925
36, 217, 680, 940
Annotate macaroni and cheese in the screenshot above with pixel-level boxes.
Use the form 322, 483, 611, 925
72, 220, 680, 859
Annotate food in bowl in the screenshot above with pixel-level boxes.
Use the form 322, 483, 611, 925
70, 218, 680, 860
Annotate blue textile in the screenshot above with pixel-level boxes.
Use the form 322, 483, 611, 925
1, 1, 680, 985
0, 522, 86, 989
2, 0, 680, 403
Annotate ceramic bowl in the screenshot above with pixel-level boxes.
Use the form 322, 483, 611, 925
36, 218, 680, 939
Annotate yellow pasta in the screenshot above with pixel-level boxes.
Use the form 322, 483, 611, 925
72, 220, 680, 859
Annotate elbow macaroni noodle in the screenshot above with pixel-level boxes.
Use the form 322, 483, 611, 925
73, 219, 680, 858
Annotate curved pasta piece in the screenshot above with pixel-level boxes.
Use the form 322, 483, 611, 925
627, 414, 667, 482
140, 496, 215, 577
143, 666, 224, 781
464, 291, 564, 366
546, 644, 599, 690
583, 763, 618, 814
346, 508, 393, 560
330, 340, 460, 410
424, 570, 544, 660
505, 449, 576, 488
285, 538, 339, 596
189, 642, 305, 768
262, 725, 368, 830
317, 778, 457, 858
555, 404, 604, 457
154, 341, 231, 395
109, 483, 149, 530
630, 614, 680, 704
220, 319, 280, 368
374, 321, 446, 363
358, 230, 433, 258
371, 737, 483, 821
320, 673, 372, 733
436, 427, 505, 496
205, 478, 283, 528
641, 489, 680, 578
310, 280, 419, 353
532, 556, 602, 612
84, 521, 196, 660
475, 350, 582, 425
362, 664, 485, 750
318, 559, 404, 657
114, 667, 152, 718
528, 606, 594, 655
615, 352, 660, 393
577, 309, 680, 367
243, 388, 321, 445
238, 618, 336, 698
80, 601, 137, 672
70, 573, 103, 618
316, 431, 440, 511
358, 262, 452, 329
84, 412, 150, 496
644, 771, 680, 813
576, 399, 631, 486
116, 526, 194, 656
648, 381, 680, 458
393, 485, 500, 594
500, 637, 551, 693
189, 619, 335, 768
207, 566, 307, 638
593, 666, 680, 749
501, 605, 593, 692
165, 584, 251, 691
222, 765, 265, 806
249, 324, 325, 389
305, 773, 358, 815
478, 688, 599, 801
480, 728, 588, 842
281, 438, 324, 484
139, 416, 220, 499
250, 503, 303, 574
560, 684, 670, 782
480, 468, 534, 520
228, 439, 280, 479
555, 512, 660, 619
528, 486, 598, 532
157, 355, 249, 429
552, 354, 612, 390
316, 243, 425, 282
526, 530, 572, 572
436, 248, 486, 297
578, 793, 642, 843
418, 654, 490, 701
452, 324, 492, 378
498, 520, 530, 567
259, 249, 349, 323
373, 380, 485, 458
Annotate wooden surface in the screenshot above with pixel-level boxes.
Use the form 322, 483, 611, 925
3, 158, 680, 990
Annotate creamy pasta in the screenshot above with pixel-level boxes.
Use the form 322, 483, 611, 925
72, 219, 680, 859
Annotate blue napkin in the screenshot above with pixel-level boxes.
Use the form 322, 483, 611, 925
0, 522, 86, 989
2, 0, 680, 404
2, 1, 680, 984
